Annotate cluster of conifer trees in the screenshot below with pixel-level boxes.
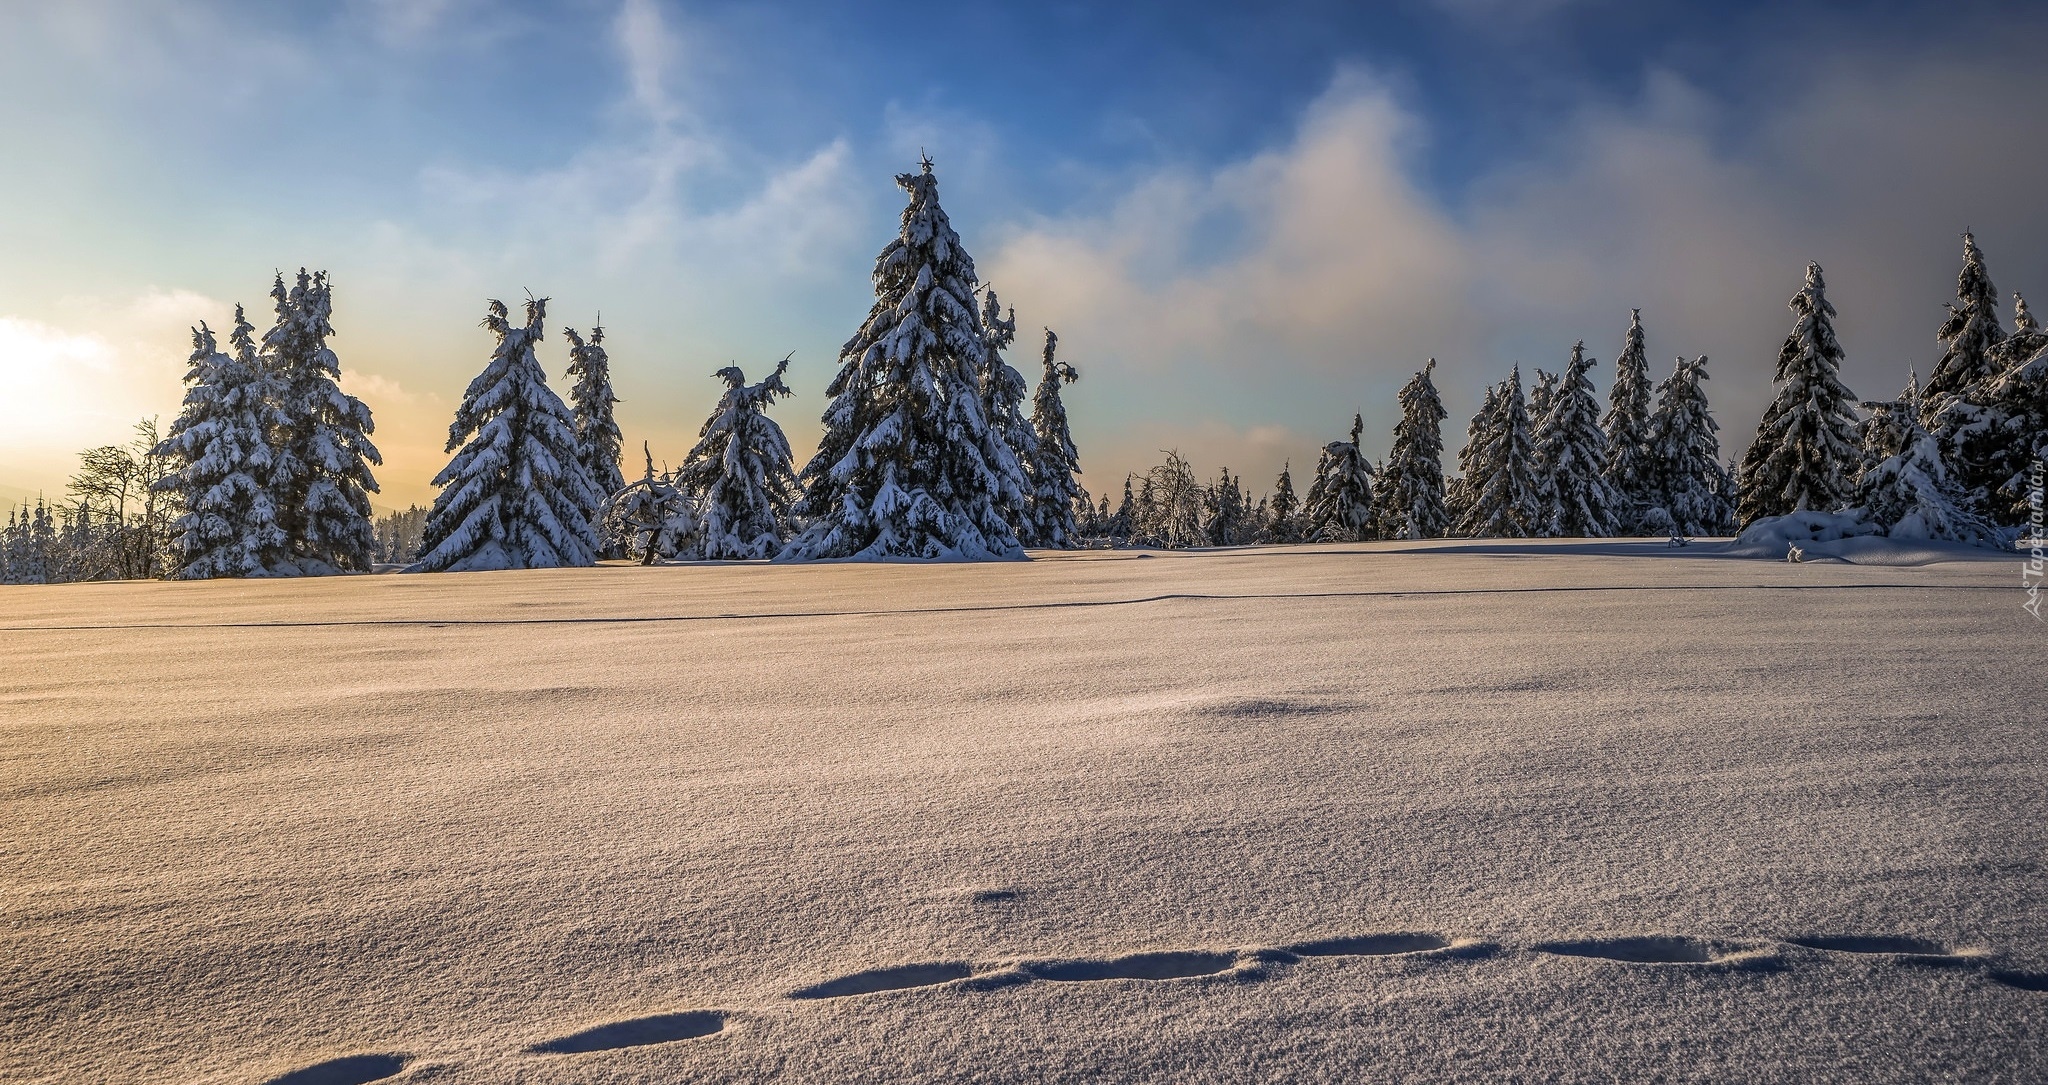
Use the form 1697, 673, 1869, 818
1076, 235, 2044, 552
8, 168, 2043, 583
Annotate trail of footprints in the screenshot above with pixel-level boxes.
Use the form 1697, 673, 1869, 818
259, 931, 2048, 1083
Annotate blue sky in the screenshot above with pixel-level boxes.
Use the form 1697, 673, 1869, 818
2, 0, 2045, 508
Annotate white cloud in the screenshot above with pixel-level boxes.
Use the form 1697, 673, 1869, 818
615, 0, 686, 129
0, 289, 225, 488
986, 49, 2048, 494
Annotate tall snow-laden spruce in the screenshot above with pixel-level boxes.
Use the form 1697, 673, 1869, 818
1737, 262, 1861, 526
677, 358, 800, 560
264, 269, 381, 572
1922, 234, 2015, 519
1379, 359, 1449, 540
1852, 376, 1994, 544
563, 323, 626, 504
1925, 233, 2006, 405
1643, 355, 1734, 537
410, 298, 601, 573
1532, 341, 1616, 537
153, 310, 288, 578
1462, 367, 1541, 537
1304, 414, 1375, 541
1980, 292, 2048, 523
782, 158, 1023, 561
1603, 309, 1656, 528
1027, 328, 1085, 548
1449, 382, 1500, 532
977, 287, 1038, 541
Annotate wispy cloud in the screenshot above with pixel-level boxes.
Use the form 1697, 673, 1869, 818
0, 289, 228, 485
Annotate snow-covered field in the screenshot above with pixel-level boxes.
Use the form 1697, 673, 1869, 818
3, 541, 2042, 1084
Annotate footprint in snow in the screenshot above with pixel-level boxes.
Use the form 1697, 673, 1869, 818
1284, 933, 1458, 958
1533, 935, 1778, 968
788, 962, 975, 1000
1782, 935, 1983, 965
258, 1053, 410, 1085
528, 1010, 727, 1054
1022, 950, 1241, 983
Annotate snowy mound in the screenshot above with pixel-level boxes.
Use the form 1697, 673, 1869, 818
1726, 510, 2007, 564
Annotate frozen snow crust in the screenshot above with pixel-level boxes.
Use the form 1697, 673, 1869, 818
2, 541, 2041, 1083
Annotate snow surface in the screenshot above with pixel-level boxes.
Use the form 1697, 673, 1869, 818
2, 541, 2042, 1084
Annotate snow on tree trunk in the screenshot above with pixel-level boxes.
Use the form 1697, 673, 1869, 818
1736, 262, 1861, 527
678, 358, 800, 560
781, 158, 1024, 561
1026, 328, 1086, 548
1305, 414, 1375, 541
152, 310, 290, 578
410, 298, 602, 573
263, 269, 381, 574
1602, 308, 1656, 531
563, 323, 627, 551
1379, 359, 1449, 540
1531, 341, 1617, 538
1462, 367, 1541, 538
1643, 355, 1734, 537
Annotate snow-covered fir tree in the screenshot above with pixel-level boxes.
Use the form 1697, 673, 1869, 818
677, 357, 800, 560
1603, 309, 1656, 529
976, 287, 1038, 541
602, 443, 697, 564
783, 159, 1023, 561
1026, 328, 1085, 548
1107, 476, 1136, 542
410, 298, 602, 572
1979, 293, 2048, 523
1922, 232, 2011, 517
1263, 462, 1300, 543
1378, 359, 1449, 540
2, 504, 47, 584
1737, 262, 1861, 526
1462, 367, 1541, 537
1531, 341, 1616, 537
1528, 367, 1561, 435
1203, 467, 1253, 546
1643, 355, 1734, 537
2004, 292, 2047, 368
1850, 377, 1994, 544
152, 312, 288, 578
1448, 382, 1499, 533
8, 502, 53, 583
263, 269, 381, 572
1924, 233, 2007, 405
1304, 414, 1375, 541
563, 322, 627, 513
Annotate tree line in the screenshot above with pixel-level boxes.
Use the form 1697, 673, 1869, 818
4, 165, 2042, 582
